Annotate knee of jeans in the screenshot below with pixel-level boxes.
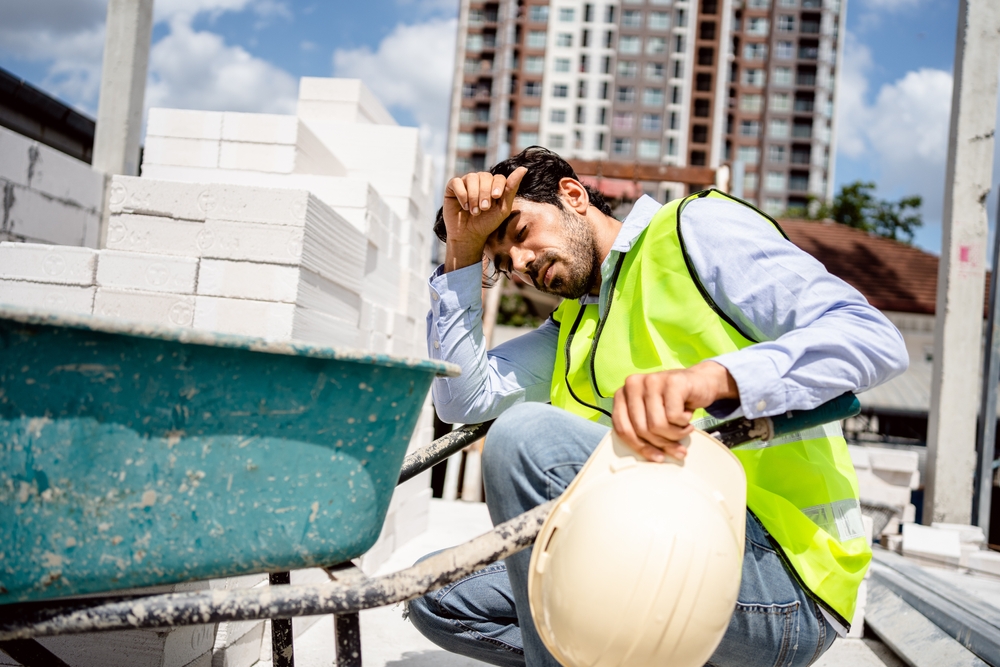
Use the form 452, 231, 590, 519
483, 403, 552, 486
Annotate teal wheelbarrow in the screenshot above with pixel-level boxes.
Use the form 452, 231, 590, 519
0, 306, 861, 667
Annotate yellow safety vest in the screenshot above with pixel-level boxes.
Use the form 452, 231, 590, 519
550, 189, 870, 627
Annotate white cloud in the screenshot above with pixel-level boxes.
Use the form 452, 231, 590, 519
333, 18, 457, 196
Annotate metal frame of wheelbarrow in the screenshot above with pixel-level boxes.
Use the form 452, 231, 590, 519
0, 394, 861, 667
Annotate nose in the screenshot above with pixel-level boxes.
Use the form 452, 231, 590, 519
509, 246, 533, 275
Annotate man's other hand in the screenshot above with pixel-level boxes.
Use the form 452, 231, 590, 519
442, 167, 527, 273
612, 361, 739, 462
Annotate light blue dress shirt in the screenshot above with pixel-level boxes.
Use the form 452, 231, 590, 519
425, 195, 909, 425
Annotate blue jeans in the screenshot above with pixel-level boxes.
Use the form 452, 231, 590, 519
407, 403, 837, 667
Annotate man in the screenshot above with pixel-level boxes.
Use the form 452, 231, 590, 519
407, 147, 907, 667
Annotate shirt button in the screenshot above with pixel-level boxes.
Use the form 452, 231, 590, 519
433, 340, 440, 349
431, 292, 439, 301
756, 399, 767, 412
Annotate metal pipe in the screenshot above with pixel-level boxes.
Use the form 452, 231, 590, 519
397, 421, 493, 485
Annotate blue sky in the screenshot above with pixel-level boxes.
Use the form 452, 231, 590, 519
0, 0, 995, 255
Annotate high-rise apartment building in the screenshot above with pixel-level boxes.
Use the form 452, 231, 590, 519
445, 0, 845, 214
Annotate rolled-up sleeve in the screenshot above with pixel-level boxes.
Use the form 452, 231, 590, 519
427, 265, 558, 423
680, 197, 909, 419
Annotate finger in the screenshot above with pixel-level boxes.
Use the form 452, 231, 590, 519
465, 174, 481, 215
501, 167, 528, 209
643, 379, 670, 439
490, 173, 507, 200
613, 388, 665, 462
635, 428, 691, 459
663, 378, 694, 429
446, 177, 470, 211
478, 173, 495, 211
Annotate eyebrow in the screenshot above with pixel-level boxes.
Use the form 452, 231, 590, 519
489, 212, 519, 274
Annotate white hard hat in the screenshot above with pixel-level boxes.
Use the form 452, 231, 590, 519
528, 428, 747, 667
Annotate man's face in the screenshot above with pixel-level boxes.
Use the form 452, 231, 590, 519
484, 198, 601, 299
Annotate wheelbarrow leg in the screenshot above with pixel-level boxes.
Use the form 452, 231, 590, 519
269, 572, 295, 667
334, 613, 362, 667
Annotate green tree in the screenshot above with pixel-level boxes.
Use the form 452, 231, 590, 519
792, 181, 923, 244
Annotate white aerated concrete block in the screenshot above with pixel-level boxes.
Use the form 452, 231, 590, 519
147, 108, 223, 140
0, 243, 97, 285
856, 470, 912, 511
0, 126, 32, 186
3, 184, 100, 247
94, 288, 196, 328
106, 214, 207, 256
966, 550, 1000, 577
26, 142, 105, 210
97, 250, 198, 294
901, 522, 962, 566
194, 296, 295, 339
219, 142, 296, 173
144, 137, 219, 169
222, 112, 298, 144
0, 280, 95, 314
930, 522, 986, 546
198, 259, 299, 302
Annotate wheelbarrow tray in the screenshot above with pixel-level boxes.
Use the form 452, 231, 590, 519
0, 307, 458, 605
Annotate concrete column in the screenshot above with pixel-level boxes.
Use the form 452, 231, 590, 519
925, 0, 1000, 525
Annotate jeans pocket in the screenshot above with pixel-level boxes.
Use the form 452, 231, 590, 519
707, 601, 800, 667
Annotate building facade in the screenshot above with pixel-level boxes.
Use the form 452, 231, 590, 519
446, 0, 845, 213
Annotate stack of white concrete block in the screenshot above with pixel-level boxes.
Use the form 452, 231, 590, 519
848, 445, 919, 540
0, 243, 99, 315
0, 125, 104, 247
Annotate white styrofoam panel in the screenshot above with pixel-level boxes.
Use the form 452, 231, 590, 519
147, 108, 223, 140
27, 141, 105, 210
198, 259, 299, 302
96, 250, 199, 294
300, 119, 419, 173
218, 141, 296, 173
221, 112, 298, 144
3, 185, 98, 247
144, 136, 220, 169
293, 120, 347, 176
94, 288, 196, 328
0, 126, 32, 187
0, 280, 94, 314
967, 550, 1000, 576
194, 296, 295, 339
0, 242, 97, 285
291, 306, 361, 348
106, 214, 208, 257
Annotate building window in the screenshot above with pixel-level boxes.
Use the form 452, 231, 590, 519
740, 120, 761, 137
647, 36, 667, 55
779, 0, 797, 6
747, 17, 769, 35
769, 118, 789, 138
525, 81, 542, 97
578, 81, 588, 98
576, 105, 586, 122
744, 171, 759, 191
604, 30, 614, 47
579, 54, 590, 72
457, 132, 474, 149
584, 3, 594, 21
553, 84, 569, 98
768, 145, 786, 162
776, 41, 794, 59
601, 56, 612, 74
671, 86, 681, 104
747, 0, 770, 7
643, 88, 664, 106
559, 7, 576, 21
613, 137, 633, 155
639, 139, 660, 158
698, 46, 714, 66
743, 43, 768, 60
619, 36, 641, 54
773, 67, 793, 85
789, 172, 810, 191
740, 94, 763, 112
517, 131, 539, 148
528, 6, 550, 22
623, 9, 643, 27
699, 21, 716, 40
737, 145, 760, 164
551, 108, 567, 123
606, 5, 617, 22
692, 124, 708, 143
557, 33, 573, 47
766, 171, 787, 191
525, 56, 545, 73
527, 31, 547, 48
599, 82, 610, 99
618, 60, 638, 78
555, 58, 571, 72
778, 15, 795, 31
771, 92, 791, 111
765, 197, 784, 215
598, 107, 608, 124
667, 137, 677, 155
694, 98, 709, 116
649, 11, 670, 29
672, 59, 684, 78
641, 113, 662, 131
613, 112, 635, 131
690, 150, 707, 166
582, 29, 591, 46
548, 134, 565, 149
676, 8, 687, 26
462, 83, 476, 98
466, 34, 483, 51
674, 35, 685, 52
742, 69, 766, 86
595, 132, 606, 150
617, 86, 636, 102
520, 106, 541, 124
646, 62, 665, 80
669, 111, 679, 129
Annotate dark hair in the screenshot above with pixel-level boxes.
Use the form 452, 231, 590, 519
433, 146, 614, 243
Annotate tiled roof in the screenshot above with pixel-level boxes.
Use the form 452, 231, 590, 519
779, 219, 940, 315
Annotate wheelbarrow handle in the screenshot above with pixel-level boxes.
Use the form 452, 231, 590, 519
710, 392, 861, 449
397, 421, 494, 485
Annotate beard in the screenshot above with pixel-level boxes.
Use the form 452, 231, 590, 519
530, 208, 602, 299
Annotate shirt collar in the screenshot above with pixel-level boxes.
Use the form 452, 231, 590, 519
610, 195, 662, 253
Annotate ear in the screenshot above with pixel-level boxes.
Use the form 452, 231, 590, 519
558, 177, 590, 216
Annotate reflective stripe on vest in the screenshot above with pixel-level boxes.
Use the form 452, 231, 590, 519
549, 189, 871, 626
